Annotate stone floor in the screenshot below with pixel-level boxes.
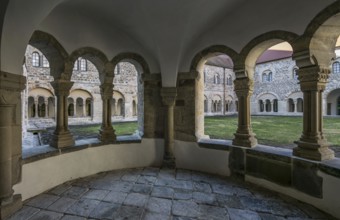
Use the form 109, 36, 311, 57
8, 167, 336, 220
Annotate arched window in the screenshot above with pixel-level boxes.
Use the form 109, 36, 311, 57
226, 76, 232, 85
73, 60, 79, 71
80, 59, 87, 71
214, 74, 220, 84
262, 73, 267, 82
268, 72, 273, 82
265, 99, 271, 112
262, 71, 273, 82
293, 68, 298, 79
259, 100, 264, 112
337, 97, 340, 115
333, 62, 340, 74
42, 55, 49, 67
273, 99, 278, 112
297, 98, 303, 112
32, 52, 40, 67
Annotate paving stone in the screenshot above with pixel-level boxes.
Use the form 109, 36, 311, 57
211, 183, 234, 196
193, 192, 217, 205
227, 207, 261, 220
132, 183, 153, 194
65, 199, 100, 217
123, 193, 149, 207
193, 181, 212, 193
88, 201, 120, 219
103, 191, 127, 204
28, 210, 63, 220
104, 171, 124, 181
295, 202, 331, 219
172, 217, 197, 220
215, 194, 243, 209
172, 200, 200, 218
142, 212, 171, 220
174, 189, 192, 200
121, 173, 140, 182
49, 184, 72, 196
112, 205, 143, 220
61, 215, 86, 220
89, 179, 113, 190
156, 179, 193, 190
259, 213, 286, 220
61, 186, 89, 199
82, 189, 109, 200
198, 204, 228, 220
142, 167, 160, 176
109, 181, 134, 192
176, 170, 192, 180
137, 175, 158, 185
159, 169, 176, 179
146, 197, 172, 214
151, 186, 174, 199
7, 206, 40, 220
47, 197, 77, 213
26, 194, 60, 209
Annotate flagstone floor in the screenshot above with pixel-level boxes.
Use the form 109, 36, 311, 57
7, 167, 335, 220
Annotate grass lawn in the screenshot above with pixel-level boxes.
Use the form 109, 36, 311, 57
205, 116, 340, 148
59, 116, 340, 148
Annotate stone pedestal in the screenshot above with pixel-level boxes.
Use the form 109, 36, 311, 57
99, 83, 116, 143
0, 72, 25, 219
161, 87, 177, 168
232, 77, 257, 147
293, 66, 334, 161
50, 80, 75, 148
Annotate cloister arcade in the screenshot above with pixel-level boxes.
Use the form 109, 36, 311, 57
1, 1, 340, 219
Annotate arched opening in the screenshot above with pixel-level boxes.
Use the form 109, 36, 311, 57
259, 100, 264, 112
288, 98, 295, 112
132, 100, 137, 116
265, 99, 271, 112
297, 98, 303, 113
68, 98, 74, 117
48, 97, 55, 118
69, 89, 93, 118
326, 88, 340, 116
28, 97, 35, 118
112, 91, 125, 117
273, 99, 278, 112
86, 98, 92, 117
76, 98, 84, 117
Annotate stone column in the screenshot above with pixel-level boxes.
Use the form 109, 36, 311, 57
161, 87, 177, 168
232, 77, 257, 147
34, 100, 38, 118
82, 100, 86, 117
270, 101, 273, 113
0, 72, 25, 219
293, 66, 334, 160
294, 100, 297, 113
50, 80, 75, 148
99, 83, 116, 143
45, 100, 49, 118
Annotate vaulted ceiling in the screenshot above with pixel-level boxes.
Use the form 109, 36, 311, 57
0, 0, 336, 86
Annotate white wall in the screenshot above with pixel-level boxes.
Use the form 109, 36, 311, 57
14, 139, 164, 200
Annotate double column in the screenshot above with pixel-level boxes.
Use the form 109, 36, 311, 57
50, 79, 75, 148
99, 83, 116, 143
232, 77, 258, 147
0, 72, 25, 219
161, 87, 177, 168
293, 66, 334, 160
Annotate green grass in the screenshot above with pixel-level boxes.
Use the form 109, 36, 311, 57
70, 121, 138, 136
205, 116, 340, 148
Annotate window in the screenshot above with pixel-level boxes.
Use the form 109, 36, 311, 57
73, 60, 79, 71
262, 71, 273, 82
293, 68, 298, 79
80, 59, 87, 71
32, 52, 40, 67
214, 74, 220, 84
226, 76, 232, 85
42, 55, 49, 67
116, 63, 121, 75
333, 62, 340, 74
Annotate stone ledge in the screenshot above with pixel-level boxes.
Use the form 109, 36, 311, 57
22, 135, 142, 164
320, 158, 340, 178
247, 145, 292, 163
198, 138, 231, 151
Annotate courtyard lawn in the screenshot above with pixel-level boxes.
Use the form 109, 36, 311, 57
70, 121, 138, 136
205, 116, 340, 148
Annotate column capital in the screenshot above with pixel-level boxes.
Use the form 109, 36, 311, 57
161, 87, 177, 106
298, 65, 329, 91
233, 77, 254, 96
51, 80, 73, 96
0, 72, 26, 105
100, 83, 114, 98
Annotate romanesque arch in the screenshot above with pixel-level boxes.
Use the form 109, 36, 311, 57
28, 87, 54, 118
28, 30, 68, 79
69, 89, 93, 118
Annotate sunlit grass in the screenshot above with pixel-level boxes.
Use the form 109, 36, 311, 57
205, 116, 340, 148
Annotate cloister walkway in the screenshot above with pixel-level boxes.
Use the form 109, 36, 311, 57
7, 167, 334, 220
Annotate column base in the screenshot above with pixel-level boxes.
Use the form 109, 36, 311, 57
293, 140, 334, 161
232, 132, 257, 148
0, 194, 22, 220
162, 154, 176, 169
50, 131, 75, 149
99, 127, 116, 143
